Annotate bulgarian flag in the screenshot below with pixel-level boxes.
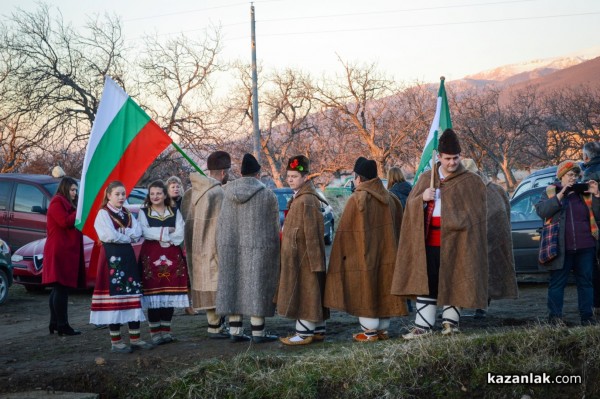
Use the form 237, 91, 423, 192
75, 76, 173, 241
413, 76, 452, 183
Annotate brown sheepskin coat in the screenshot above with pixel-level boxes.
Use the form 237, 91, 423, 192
486, 182, 518, 300
391, 163, 489, 309
324, 178, 407, 318
277, 181, 330, 322
180, 173, 223, 309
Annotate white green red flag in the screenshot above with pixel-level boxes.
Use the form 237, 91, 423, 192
413, 77, 452, 183
75, 76, 173, 240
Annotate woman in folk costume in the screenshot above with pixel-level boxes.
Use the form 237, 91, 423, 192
137, 180, 189, 345
535, 160, 600, 325
277, 155, 329, 345
324, 157, 407, 342
91, 181, 152, 353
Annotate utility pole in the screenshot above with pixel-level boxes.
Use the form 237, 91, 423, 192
250, 3, 261, 162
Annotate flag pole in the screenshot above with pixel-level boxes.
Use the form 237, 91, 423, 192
171, 142, 206, 176
430, 150, 437, 189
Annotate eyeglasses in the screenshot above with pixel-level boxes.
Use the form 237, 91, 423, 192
565, 171, 581, 178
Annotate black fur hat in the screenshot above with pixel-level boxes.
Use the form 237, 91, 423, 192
437, 128, 461, 155
241, 153, 261, 175
353, 157, 377, 180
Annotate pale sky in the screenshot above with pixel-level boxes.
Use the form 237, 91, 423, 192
2, 0, 600, 84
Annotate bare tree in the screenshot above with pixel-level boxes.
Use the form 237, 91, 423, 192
455, 86, 544, 190
137, 28, 224, 167
0, 3, 127, 171
312, 58, 411, 175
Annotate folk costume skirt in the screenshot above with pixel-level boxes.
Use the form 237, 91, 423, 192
138, 240, 189, 309
90, 243, 145, 325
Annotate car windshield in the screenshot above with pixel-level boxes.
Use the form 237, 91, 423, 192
43, 182, 59, 196
127, 188, 147, 205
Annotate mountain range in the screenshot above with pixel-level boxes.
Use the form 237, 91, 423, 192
451, 46, 600, 92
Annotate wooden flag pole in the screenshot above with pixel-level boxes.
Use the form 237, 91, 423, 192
430, 150, 437, 189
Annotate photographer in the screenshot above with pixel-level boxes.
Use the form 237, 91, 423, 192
535, 160, 600, 326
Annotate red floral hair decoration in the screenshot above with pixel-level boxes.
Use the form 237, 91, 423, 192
289, 159, 303, 171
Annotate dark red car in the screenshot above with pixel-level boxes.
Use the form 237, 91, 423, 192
11, 235, 143, 291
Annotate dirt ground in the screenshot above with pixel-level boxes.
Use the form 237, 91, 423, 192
0, 280, 586, 398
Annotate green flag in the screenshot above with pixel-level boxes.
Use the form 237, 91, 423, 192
413, 77, 452, 183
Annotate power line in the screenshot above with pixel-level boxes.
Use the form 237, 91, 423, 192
255, 0, 536, 24
227, 11, 600, 40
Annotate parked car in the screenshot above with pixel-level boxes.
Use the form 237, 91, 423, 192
510, 186, 546, 281
0, 238, 13, 304
0, 174, 148, 252
512, 166, 557, 199
11, 234, 144, 291
324, 177, 388, 198
272, 188, 335, 245
0, 174, 61, 251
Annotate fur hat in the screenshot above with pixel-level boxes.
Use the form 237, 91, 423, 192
437, 128, 462, 155
286, 155, 310, 174
207, 151, 231, 170
241, 153, 261, 175
461, 158, 478, 174
353, 157, 377, 180
556, 160, 580, 179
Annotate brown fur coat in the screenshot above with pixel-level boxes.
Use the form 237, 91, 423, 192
324, 178, 407, 318
390, 163, 489, 309
180, 173, 223, 309
277, 181, 329, 322
486, 182, 518, 300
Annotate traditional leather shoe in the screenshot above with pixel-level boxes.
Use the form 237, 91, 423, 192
252, 334, 278, 344
402, 327, 433, 340
230, 334, 252, 343
352, 332, 378, 342
111, 343, 132, 354
312, 332, 326, 342
49, 323, 57, 334
208, 330, 231, 339
152, 335, 166, 346
376, 330, 390, 340
161, 333, 174, 344
131, 340, 155, 350
279, 334, 313, 346
57, 325, 81, 336
441, 322, 460, 336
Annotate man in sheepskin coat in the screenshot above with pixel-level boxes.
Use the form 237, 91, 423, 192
216, 153, 280, 344
277, 155, 329, 346
181, 151, 231, 339
391, 129, 488, 339
324, 157, 407, 342
461, 159, 517, 304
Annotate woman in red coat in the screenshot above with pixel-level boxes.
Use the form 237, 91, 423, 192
42, 176, 85, 336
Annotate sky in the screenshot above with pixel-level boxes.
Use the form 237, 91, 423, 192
2, 0, 600, 85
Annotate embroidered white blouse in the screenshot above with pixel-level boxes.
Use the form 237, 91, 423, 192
137, 207, 185, 247
94, 203, 142, 244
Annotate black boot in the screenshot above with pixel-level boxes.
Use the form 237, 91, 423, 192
57, 325, 82, 336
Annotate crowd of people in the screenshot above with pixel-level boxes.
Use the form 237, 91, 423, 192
42, 129, 600, 352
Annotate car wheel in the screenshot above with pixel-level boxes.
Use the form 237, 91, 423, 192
324, 222, 334, 245
0, 269, 8, 305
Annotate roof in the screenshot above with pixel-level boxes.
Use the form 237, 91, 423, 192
0, 174, 60, 184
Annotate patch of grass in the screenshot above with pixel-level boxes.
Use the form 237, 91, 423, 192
134, 326, 600, 398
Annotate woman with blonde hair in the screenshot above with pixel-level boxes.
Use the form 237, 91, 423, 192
387, 167, 412, 208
